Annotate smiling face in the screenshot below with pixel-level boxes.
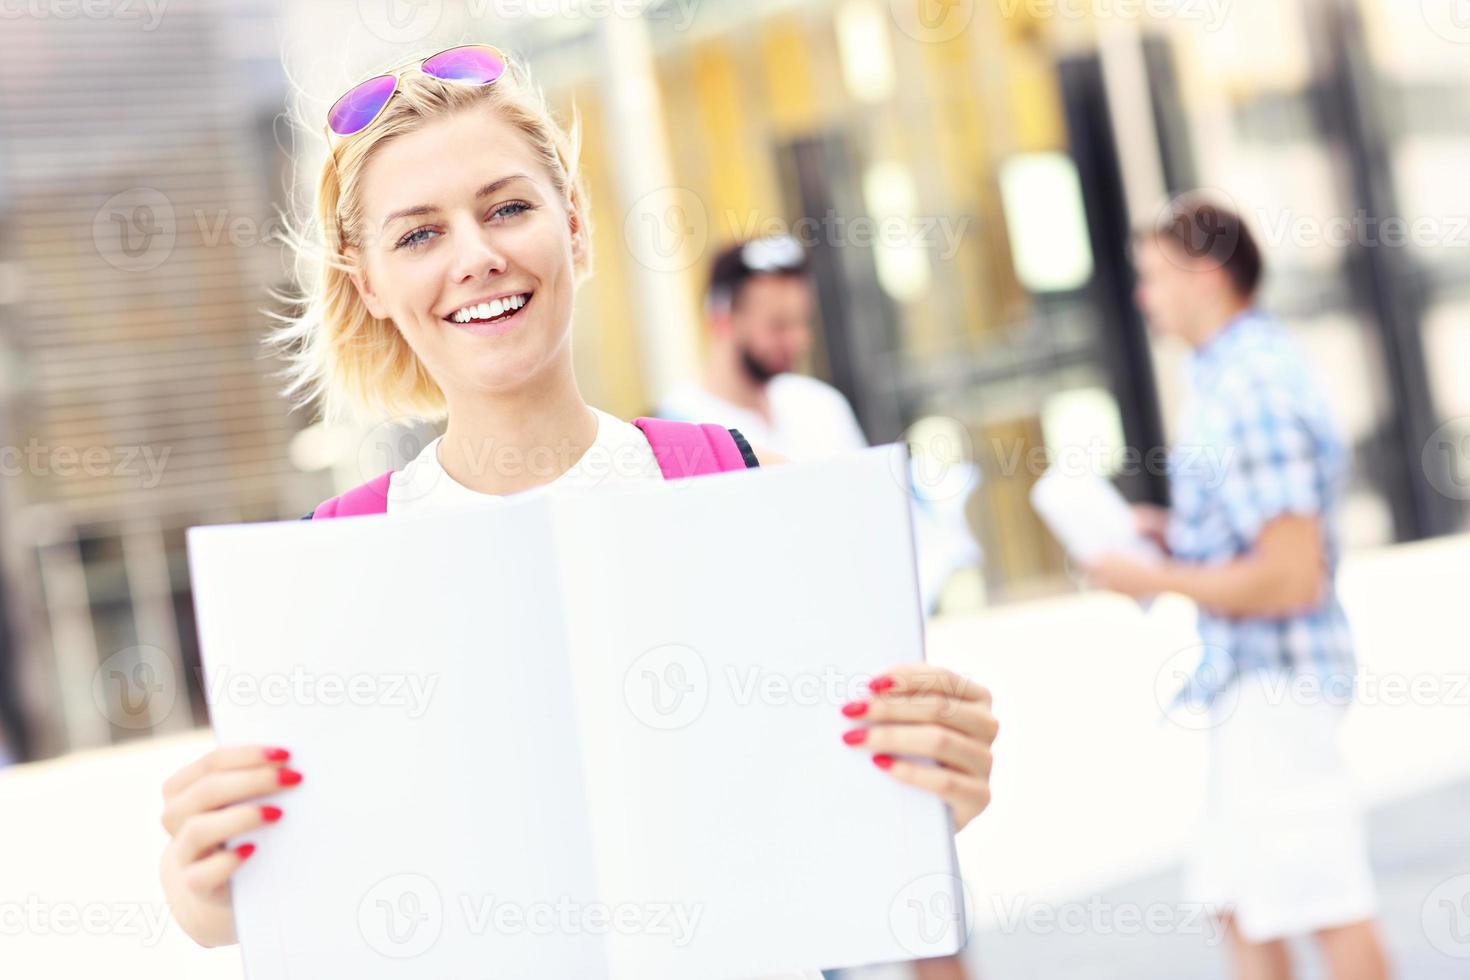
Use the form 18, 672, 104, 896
345, 105, 585, 403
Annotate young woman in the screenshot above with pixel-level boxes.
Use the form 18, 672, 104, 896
157, 46, 998, 970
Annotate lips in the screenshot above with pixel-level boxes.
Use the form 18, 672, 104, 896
443, 291, 533, 336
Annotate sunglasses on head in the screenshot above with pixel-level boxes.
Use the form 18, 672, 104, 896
740, 235, 805, 273
326, 44, 509, 139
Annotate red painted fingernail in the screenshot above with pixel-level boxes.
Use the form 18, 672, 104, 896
841, 701, 868, 718
869, 675, 895, 693
235, 843, 256, 860
842, 728, 868, 746
263, 747, 290, 762
873, 754, 895, 770
276, 768, 302, 786
260, 805, 283, 822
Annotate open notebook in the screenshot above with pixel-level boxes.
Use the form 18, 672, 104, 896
187, 445, 967, 980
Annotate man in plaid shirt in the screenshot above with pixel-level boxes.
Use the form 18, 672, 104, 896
1087, 196, 1391, 980
1164, 302, 1357, 707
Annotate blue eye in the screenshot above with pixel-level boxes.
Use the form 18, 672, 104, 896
393, 202, 532, 251
395, 227, 438, 250
492, 201, 532, 221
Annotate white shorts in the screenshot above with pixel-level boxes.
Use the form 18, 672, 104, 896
1183, 669, 1378, 943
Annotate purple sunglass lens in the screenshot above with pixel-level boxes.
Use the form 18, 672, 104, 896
421, 46, 506, 85
327, 74, 398, 136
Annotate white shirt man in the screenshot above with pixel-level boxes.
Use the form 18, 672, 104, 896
657, 236, 857, 462
659, 236, 982, 618
660, 372, 866, 463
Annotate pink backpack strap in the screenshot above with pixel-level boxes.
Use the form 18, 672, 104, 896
632, 417, 755, 478
310, 470, 392, 519
310, 419, 752, 519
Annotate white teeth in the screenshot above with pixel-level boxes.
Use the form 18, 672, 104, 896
449, 294, 529, 322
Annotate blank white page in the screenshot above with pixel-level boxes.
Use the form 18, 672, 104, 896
188, 503, 607, 978
1029, 468, 1162, 564
552, 446, 964, 980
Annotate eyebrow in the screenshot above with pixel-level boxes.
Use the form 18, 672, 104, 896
379, 174, 533, 232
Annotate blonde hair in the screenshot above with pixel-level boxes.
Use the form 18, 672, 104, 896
270, 49, 592, 424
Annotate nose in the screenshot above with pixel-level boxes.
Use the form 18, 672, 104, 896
449, 218, 509, 284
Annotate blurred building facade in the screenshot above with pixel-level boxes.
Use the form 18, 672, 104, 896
0, 1, 332, 760
1, 0, 1468, 760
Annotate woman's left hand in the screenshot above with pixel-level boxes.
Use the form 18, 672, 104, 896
841, 664, 997, 832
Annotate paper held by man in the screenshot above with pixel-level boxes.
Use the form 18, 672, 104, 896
186, 445, 965, 980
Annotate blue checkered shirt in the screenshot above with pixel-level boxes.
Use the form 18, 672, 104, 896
1165, 310, 1356, 705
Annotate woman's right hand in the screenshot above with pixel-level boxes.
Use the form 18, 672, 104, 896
158, 745, 301, 947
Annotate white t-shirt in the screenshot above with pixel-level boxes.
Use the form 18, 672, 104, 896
386, 407, 665, 513
659, 374, 867, 462
383, 407, 823, 980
